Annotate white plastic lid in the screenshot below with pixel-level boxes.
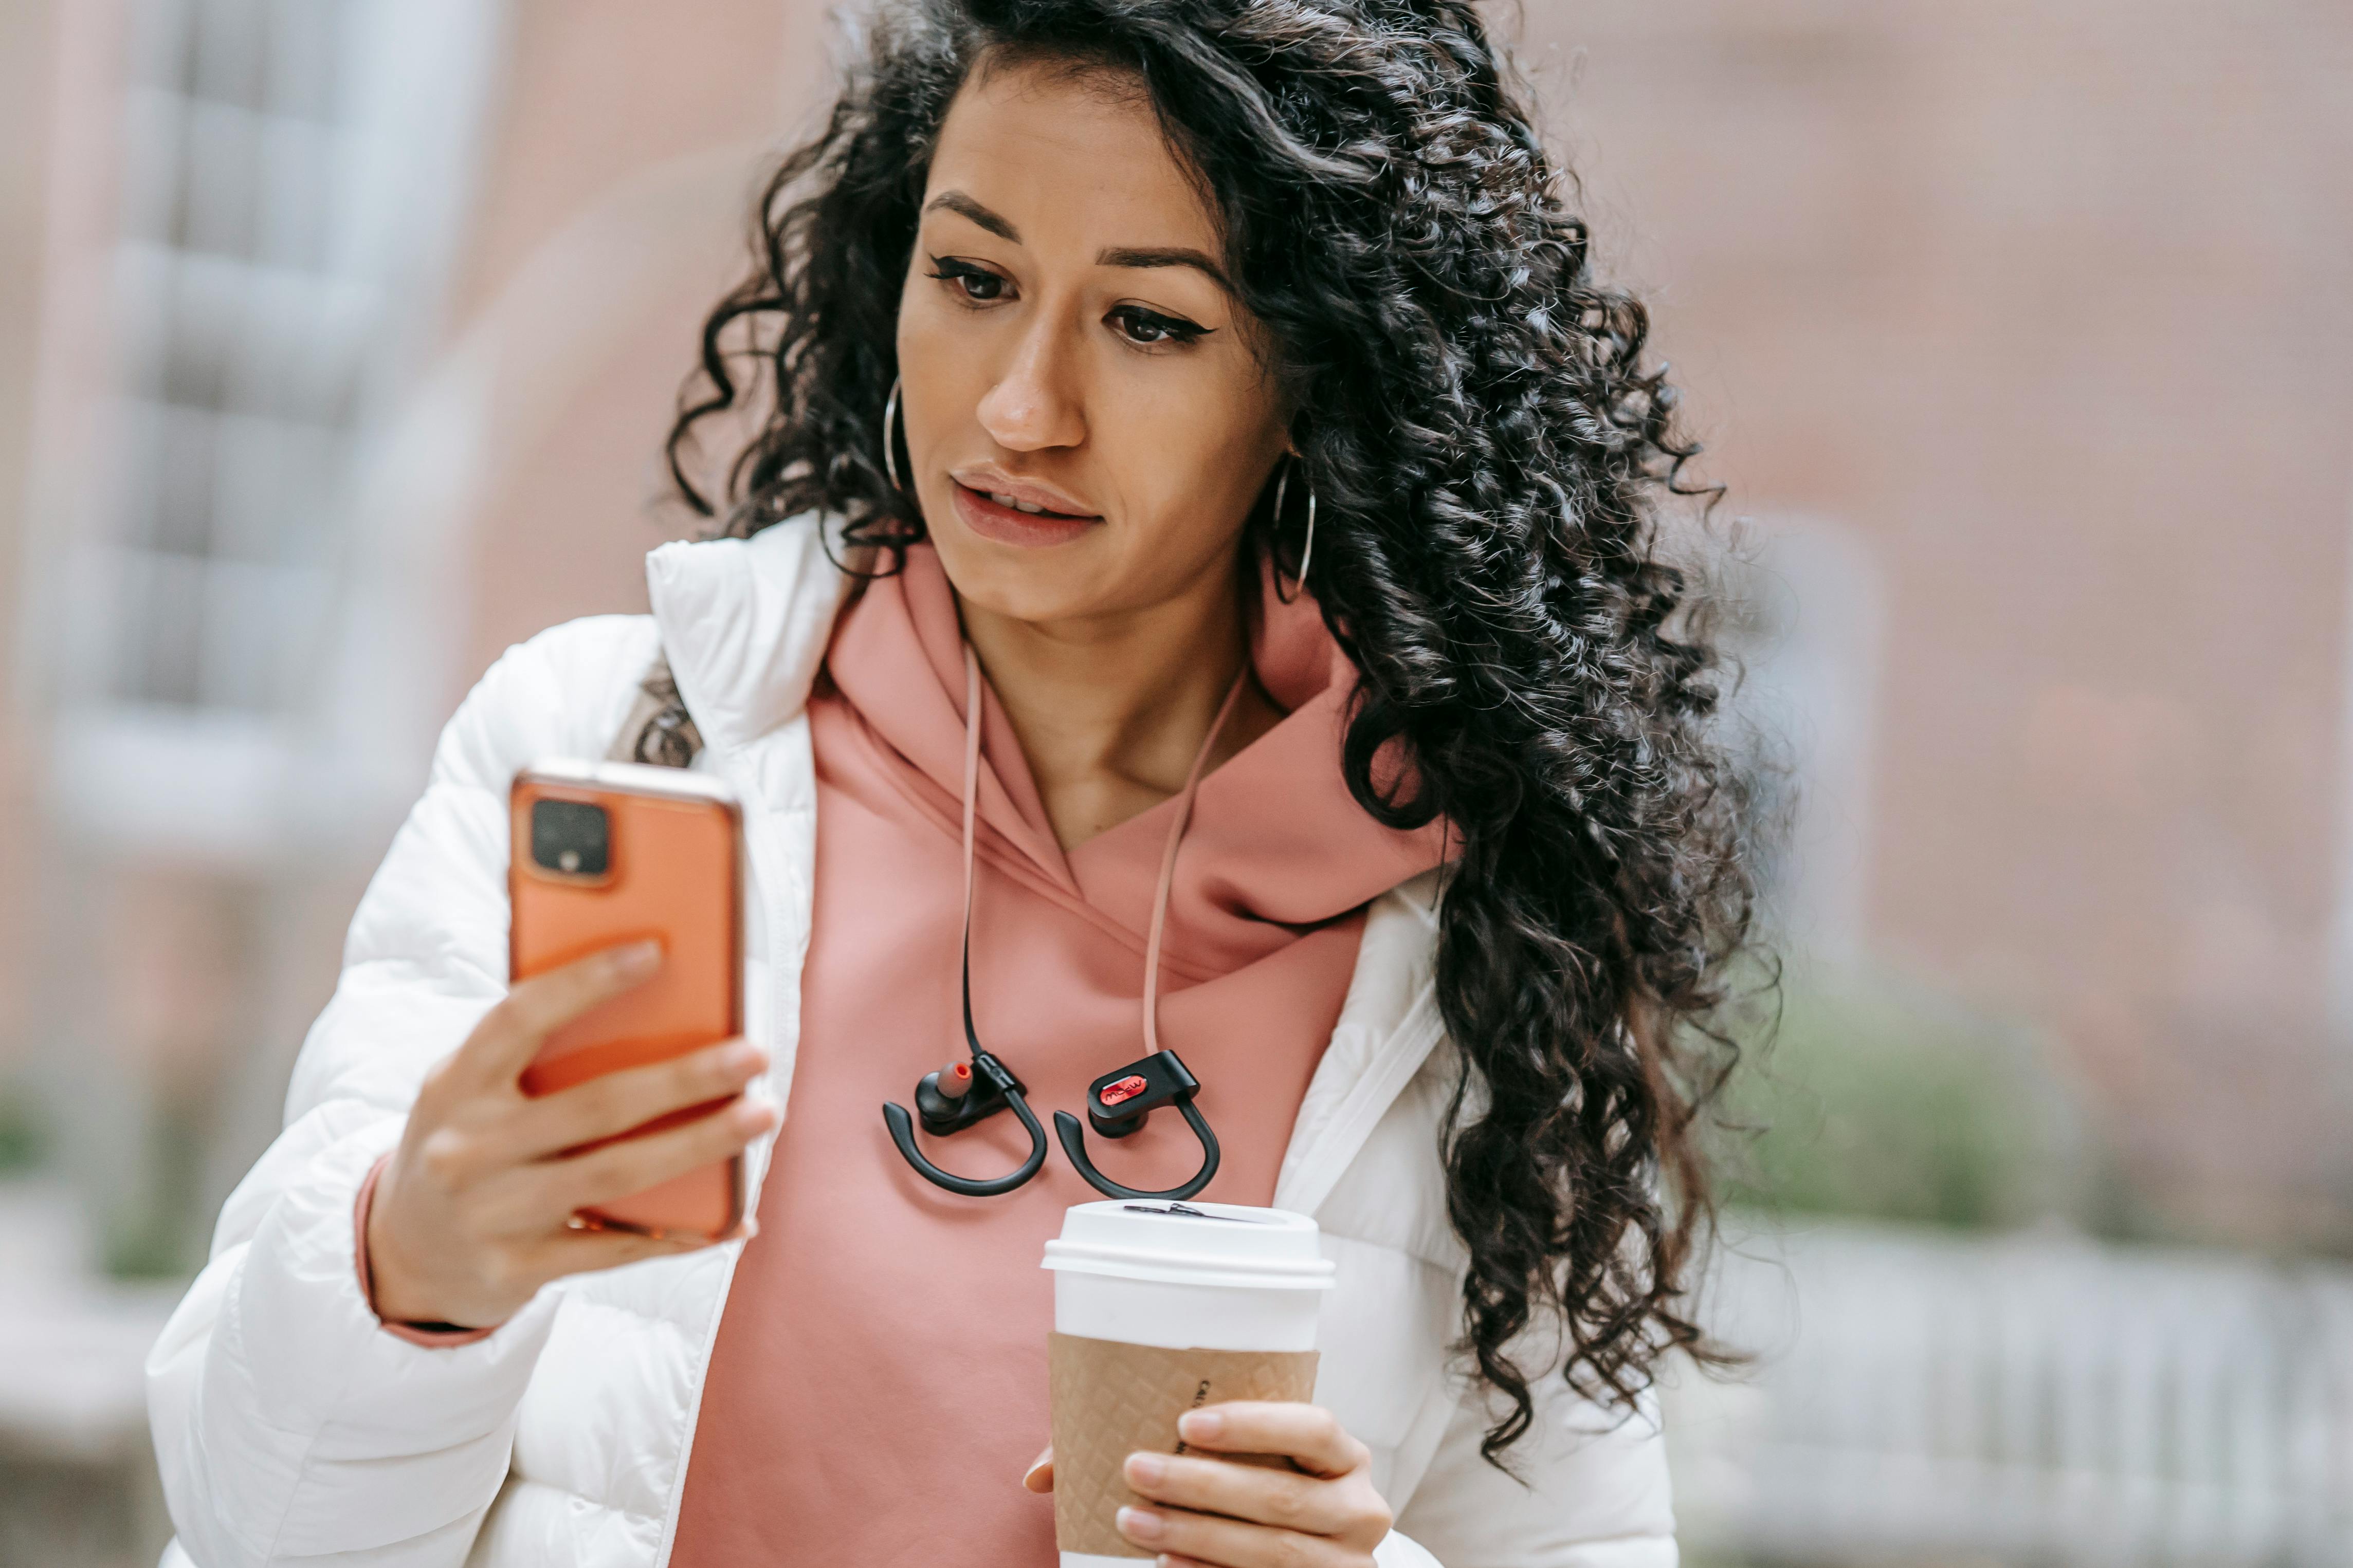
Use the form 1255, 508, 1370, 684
1041, 1200, 1337, 1292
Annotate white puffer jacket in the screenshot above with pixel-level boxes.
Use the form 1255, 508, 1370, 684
146, 515, 1676, 1568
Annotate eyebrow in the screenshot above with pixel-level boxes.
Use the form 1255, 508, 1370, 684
924, 190, 1234, 293
1096, 245, 1233, 293
925, 190, 1019, 243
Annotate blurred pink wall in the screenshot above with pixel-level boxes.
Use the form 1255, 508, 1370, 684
438, 0, 840, 686
1519, 0, 2353, 1236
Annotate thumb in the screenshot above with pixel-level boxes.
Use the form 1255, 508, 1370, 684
1022, 1445, 1053, 1493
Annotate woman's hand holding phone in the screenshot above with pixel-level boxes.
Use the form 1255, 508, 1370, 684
365, 939, 776, 1331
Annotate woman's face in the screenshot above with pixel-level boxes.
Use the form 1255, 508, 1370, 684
895, 56, 1292, 626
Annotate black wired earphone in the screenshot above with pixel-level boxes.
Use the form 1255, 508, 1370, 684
881, 645, 1231, 1201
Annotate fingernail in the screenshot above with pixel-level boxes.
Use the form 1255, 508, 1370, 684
610, 939, 663, 976
1116, 1507, 1164, 1543
721, 1040, 767, 1074
1124, 1451, 1166, 1486
1176, 1409, 1223, 1442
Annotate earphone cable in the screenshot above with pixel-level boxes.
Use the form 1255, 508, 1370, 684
956, 642, 1246, 1063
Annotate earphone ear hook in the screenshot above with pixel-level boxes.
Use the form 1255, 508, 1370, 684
882, 1049, 1050, 1197
1054, 1101, 1219, 1202
882, 849, 1051, 1198
1051, 1050, 1221, 1202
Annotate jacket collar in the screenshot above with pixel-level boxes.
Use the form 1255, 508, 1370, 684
1272, 866, 1448, 1219
644, 515, 862, 757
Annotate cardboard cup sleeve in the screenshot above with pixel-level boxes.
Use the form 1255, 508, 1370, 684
1048, 1331, 1320, 1559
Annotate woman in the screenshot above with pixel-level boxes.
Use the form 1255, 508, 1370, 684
148, 2, 1753, 1564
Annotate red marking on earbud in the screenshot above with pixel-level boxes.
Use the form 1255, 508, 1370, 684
935, 1059, 974, 1100
1100, 1074, 1150, 1107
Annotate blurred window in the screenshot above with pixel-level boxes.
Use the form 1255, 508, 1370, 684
102, 0, 365, 712
39, 0, 502, 856
1716, 520, 1885, 960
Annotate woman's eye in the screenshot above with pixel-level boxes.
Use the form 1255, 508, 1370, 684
927, 258, 1009, 303
1110, 306, 1208, 348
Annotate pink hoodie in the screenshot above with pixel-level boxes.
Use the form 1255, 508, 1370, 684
669, 544, 1447, 1564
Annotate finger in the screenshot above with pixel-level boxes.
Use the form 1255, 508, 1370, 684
512, 1037, 768, 1158
1177, 1404, 1367, 1480
1124, 1451, 1354, 1537
1022, 1447, 1054, 1494
1115, 1503, 1356, 1568
526, 1224, 712, 1283
518, 1094, 775, 1216
457, 940, 664, 1086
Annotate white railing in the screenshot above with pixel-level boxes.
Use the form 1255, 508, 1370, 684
1664, 1218, 2353, 1566
0, 1183, 176, 1567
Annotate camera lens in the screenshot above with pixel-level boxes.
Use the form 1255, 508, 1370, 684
531, 798, 609, 877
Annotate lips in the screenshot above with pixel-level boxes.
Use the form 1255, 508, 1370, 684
950, 479, 1101, 549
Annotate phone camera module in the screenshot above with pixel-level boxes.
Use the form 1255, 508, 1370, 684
531, 798, 609, 878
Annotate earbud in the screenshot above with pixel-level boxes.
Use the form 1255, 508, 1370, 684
1053, 1050, 1220, 1201
912, 1055, 1014, 1137
885, 1048, 1219, 1202
1083, 1053, 1195, 1139
883, 1050, 1050, 1196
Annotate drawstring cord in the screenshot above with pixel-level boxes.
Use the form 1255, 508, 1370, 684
958, 644, 1245, 1058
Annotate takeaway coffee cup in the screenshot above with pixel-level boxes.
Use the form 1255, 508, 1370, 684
1041, 1199, 1338, 1565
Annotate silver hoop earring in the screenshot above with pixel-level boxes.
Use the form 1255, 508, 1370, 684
882, 375, 906, 493
1273, 456, 1317, 603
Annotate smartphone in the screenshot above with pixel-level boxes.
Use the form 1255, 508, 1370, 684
508, 758, 747, 1242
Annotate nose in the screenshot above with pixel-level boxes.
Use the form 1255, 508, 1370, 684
975, 316, 1087, 453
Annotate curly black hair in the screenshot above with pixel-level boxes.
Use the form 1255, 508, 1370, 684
649, 0, 1759, 1464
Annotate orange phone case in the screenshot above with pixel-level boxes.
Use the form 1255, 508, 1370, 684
509, 759, 747, 1242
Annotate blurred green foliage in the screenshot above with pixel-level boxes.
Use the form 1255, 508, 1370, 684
0, 1080, 44, 1171
0, 1072, 206, 1278
1719, 963, 2087, 1231
103, 1094, 209, 1280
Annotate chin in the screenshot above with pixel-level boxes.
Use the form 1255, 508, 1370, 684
927, 526, 1128, 625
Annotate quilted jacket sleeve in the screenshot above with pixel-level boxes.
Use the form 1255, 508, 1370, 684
1392, 1374, 1677, 1568
145, 616, 659, 1568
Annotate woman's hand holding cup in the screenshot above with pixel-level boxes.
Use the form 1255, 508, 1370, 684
366, 940, 775, 1330
1023, 1401, 1394, 1568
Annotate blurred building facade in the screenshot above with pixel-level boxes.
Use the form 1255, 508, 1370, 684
0, 3, 831, 1562
1520, 0, 2353, 1245
5, 0, 836, 1274
0, 1, 2349, 1564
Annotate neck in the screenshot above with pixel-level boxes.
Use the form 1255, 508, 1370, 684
959, 552, 1281, 849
